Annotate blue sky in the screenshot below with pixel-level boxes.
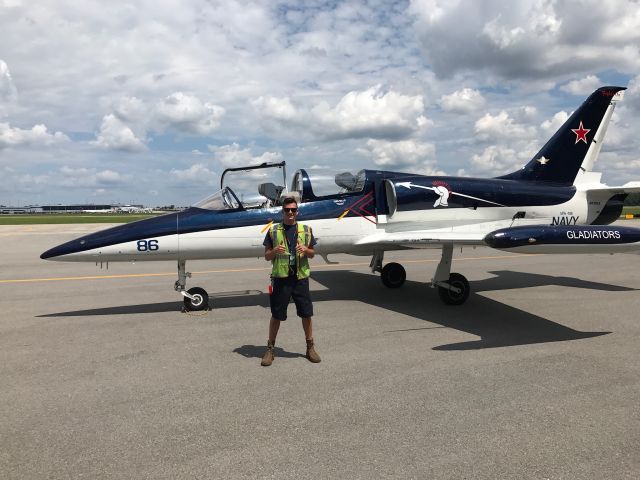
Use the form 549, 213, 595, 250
1, 0, 640, 206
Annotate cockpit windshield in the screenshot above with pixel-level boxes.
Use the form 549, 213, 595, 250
193, 187, 242, 211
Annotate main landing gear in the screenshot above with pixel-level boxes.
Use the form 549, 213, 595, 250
371, 244, 471, 305
175, 260, 210, 311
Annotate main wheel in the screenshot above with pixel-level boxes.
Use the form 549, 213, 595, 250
437, 273, 470, 305
381, 262, 406, 288
184, 287, 209, 311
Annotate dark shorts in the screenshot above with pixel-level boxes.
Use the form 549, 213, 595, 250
270, 276, 313, 321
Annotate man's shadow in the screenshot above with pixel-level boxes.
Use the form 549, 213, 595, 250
233, 345, 305, 360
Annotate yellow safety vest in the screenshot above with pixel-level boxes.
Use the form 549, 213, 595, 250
270, 223, 311, 279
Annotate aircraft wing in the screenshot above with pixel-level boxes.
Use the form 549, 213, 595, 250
355, 231, 486, 248
583, 181, 640, 194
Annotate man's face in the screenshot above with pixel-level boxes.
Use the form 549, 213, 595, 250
282, 202, 298, 223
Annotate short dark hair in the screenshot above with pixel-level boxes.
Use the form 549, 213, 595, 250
281, 196, 298, 206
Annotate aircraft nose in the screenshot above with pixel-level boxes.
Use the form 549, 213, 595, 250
40, 238, 88, 260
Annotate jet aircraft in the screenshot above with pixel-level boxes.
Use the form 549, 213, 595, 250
41, 86, 640, 311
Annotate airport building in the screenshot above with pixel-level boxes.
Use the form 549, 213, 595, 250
0, 204, 147, 214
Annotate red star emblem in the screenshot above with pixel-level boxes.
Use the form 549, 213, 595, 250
571, 121, 591, 144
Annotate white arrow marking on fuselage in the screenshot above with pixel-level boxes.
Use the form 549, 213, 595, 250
396, 182, 506, 207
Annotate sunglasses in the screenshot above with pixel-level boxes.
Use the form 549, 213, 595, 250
283, 207, 298, 213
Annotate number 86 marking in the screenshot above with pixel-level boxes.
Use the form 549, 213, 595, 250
137, 239, 159, 251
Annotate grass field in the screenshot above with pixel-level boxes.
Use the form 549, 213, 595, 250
0, 214, 161, 225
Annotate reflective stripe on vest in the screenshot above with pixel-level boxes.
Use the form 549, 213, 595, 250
270, 223, 311, 279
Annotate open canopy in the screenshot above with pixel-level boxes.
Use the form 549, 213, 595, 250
193, 161, 367, 211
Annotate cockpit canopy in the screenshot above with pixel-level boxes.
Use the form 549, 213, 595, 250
193, 164, 367, 211
291, 169, 366, 201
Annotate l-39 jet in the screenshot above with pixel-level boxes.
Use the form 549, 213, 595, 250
42, 86, 640, 310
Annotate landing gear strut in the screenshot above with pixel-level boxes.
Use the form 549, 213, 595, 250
431, 244, 470, 305
175, 260, 210, 311
370, 245, 470, 304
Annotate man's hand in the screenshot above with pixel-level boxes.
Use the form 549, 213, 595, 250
265, 244, 286, 261
296, 243, 307, 256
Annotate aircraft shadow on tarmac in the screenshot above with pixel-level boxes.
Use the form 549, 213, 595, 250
38, 269, 635, 350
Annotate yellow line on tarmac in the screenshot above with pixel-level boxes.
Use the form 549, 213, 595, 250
0, 254, 536, 285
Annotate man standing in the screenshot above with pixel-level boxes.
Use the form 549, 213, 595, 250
261, 196, 320, 367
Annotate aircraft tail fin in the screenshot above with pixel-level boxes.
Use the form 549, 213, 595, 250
498, 86, 625, 185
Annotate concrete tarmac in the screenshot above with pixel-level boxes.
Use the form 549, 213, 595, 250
1, 223, 639, 479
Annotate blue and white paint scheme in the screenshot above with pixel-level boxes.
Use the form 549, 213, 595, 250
41, 87, 640, 309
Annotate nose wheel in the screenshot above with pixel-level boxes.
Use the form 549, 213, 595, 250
183, 287, 209, 311
175, 260, 210, 311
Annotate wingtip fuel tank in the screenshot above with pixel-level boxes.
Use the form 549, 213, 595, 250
484, 225, 640, 254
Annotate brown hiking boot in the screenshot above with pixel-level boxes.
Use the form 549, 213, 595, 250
306, 339, 321, 363
261, 341, 275, 366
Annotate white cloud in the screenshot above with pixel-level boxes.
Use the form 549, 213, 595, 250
112, 96, 147, 123
92, 114, 147, 152
440, 88, 486, 113
255, 86, 429, 140
208, 143, 282, 168
154, 92, 225, 135
53, 166, 130, 188
471, 145, 520, 174
253, 96, 297, 121
410, 0, 640, 81
624, 75, 640, 112
561, 75, 603, 95
474, 110, 536, 141
92, 92, 225, 149
0, 59, 18, 112
1, 1, 639, 204
169, 163, 217, 186
95, 169, 124, 185
313, 86, 428, 140
360, 139, 442, 174
0, 122, 69, 149
540, 110, 570, 136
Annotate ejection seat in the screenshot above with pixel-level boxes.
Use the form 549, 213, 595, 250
335, 172, 359, 192
258, 182, 284, 208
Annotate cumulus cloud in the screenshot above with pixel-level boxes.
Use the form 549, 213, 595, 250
92, 114, 147, 152
169, 163, 217, 185
561, 75, 603, 95
253, 96, 297, 121
312, 86, 428, 140
154, 92, 225, 135
112, 96, 147, 124
0, 122, 69, 149
208, 143, 282, 168
471, 145, 521, 174
360, 139, 443, 174
440, 88, 486, 113
56, 166, 130, 188
2, 1, 639, 203
92, 92, 226, 150
255, 86, 429, 140
474, 110, 536, 141
0, 59, 18, 111
540, 110, 570, 136
624, 75, 640, 112
410, 0, 640, 81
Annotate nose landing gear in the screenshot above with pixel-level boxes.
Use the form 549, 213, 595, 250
175, 260, 210, 311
